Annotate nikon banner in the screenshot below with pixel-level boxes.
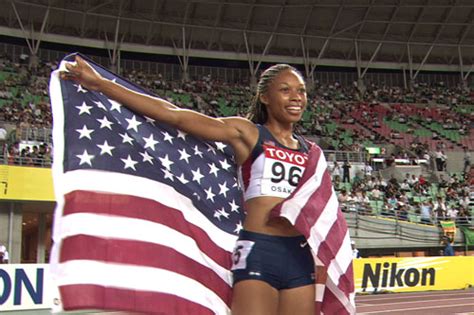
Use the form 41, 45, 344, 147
353, 256, 474, 293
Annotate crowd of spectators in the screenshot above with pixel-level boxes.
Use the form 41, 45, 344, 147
0, 53, 472, 166
332, 166, 472, 227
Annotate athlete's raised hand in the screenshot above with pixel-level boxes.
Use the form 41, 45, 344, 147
60, 55, 104, 91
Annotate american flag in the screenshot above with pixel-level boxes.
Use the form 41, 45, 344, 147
49, 54, 355, 314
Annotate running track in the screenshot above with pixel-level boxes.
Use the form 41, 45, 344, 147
5, 289, 474, 314
356, 289, 474, 314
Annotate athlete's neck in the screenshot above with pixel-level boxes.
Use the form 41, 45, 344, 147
263, 123, 298, 149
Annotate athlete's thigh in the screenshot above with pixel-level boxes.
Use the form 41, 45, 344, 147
278, 284, 315, 315
231, 279, 279, 315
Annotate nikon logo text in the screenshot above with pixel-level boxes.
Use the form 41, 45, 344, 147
362, 262, 436, 289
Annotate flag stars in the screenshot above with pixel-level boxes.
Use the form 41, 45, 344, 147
193, 145, 203, 158
143, 133, 159, 151
177, 130, 187, 140
126, 115, 142, 132
76, 150, 94, 166
208, 163, 220, 177
162, 168, 174, 181
176, 173, 189, 184
145, 116, 156, 125
205, 187, 216, 202
178, 148, 191, 163
159, 154, 174, 170
218, 181, 229, 197
191, 168, 204, 184
140, 151, 154, 164
162, 131, 174, 144
214, 208, 230, 221
215, 142, 227, 152
219, 159, 232, 171
109, 99, 122, 112
97, 140, 115, 156
206, 144, 216, 154
121, 155, 138, 171
97, 116, 113, 129
120, 132, 134, 145
234, 221, 243, 234
93, 100, 107, 110
229, 199, 240, 213
74, 84, 88, 93
76, 101, 93, 115
76, 125, 94, 140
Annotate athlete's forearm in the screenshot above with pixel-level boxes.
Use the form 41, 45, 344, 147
97, 77, 177, 121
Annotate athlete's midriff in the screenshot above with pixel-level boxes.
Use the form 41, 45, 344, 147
243, 196, 302, 236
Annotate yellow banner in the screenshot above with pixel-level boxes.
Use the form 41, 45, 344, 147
354, 256, 474, 293
0, 165, 54, 201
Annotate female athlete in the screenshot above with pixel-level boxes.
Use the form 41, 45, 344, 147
62, 56, 316, 315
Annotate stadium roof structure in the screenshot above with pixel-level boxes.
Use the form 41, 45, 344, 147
0, 0, 473, 78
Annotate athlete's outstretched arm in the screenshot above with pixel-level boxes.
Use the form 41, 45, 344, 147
61, 55, 256, 154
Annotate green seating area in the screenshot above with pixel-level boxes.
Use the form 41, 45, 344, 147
425, 122, 462, 143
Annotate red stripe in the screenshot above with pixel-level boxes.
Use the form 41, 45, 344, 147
294, 170, 333, 237
321, 287, 351, 315
316, 209, 347, 266
63, 190, 232, 268
60, 284, 215, 315
337, 262, 354, 296
60, 235, 232, 303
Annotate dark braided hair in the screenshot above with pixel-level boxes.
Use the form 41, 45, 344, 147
246, 64, 304, 124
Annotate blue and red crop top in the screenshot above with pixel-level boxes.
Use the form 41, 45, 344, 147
238, 125, 309, 201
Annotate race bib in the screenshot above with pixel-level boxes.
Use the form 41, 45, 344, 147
261, 145, 308, 198
231, 240, 255, 270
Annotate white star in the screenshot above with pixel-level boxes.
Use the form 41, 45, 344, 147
178, 148, 191, 163
109, 99, 122, 112
229, 199, 240, 213
143, 133, 159, 151
176, 173, 189, 184
214, 209, 223, 220
120, 132, 134, 145
159, 154, 174, 170
207, 143, 216, 154
145, 116, 156, 125
121, 155, 138, 171
97, 116, 113, 129
215, 142, 227, 152
94, 100, 107, 110
191, 168, 204, 184
76, 101, 93, 115
234, 221, 243, 234
208, 163, 219, 177
76, 150, 94, 166
126, 115, 142, 132
219, 159, 232, 171
205, 187, 216, 202
193, 145, 203, 158
218, 181, 230, 197
162, 168, 174, 181
219, 208, 230, 219
140, 151, 154, 164
97, 140, 115, 156
162, 131, 174, 144
76, 125, 94, 139
214, 208, 230, 221
177, 130, 187, 140
74, 84, 88, 93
